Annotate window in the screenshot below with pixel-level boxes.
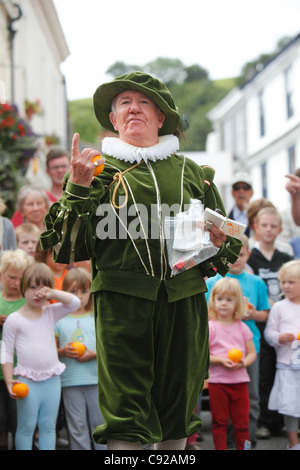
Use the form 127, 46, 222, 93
223, 119, 234, 153
261, 162, 267, 198
258, 90, 265, 137
284, 66, 294, 119
235, 109, 247, 157
288, 145, 296, 173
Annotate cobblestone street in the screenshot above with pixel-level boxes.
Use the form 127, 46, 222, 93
199, 410, 289, 451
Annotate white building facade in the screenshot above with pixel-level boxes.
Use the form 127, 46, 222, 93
207, 33, 300, 213
0, 0, 70, 148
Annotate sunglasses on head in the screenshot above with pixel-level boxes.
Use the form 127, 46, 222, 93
232, 184, 252, 191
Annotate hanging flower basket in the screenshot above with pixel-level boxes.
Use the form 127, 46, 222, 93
0, 102, 38, 216
45, 134, 60, 146
0, 102, 36, 151
24, 99, 42, 120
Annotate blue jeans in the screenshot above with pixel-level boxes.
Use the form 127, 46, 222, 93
247, 355, 260, 443
62, 385, 106, 450
15, 375, 61, 450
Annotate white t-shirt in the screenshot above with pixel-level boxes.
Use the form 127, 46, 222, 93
264, 298, 300, 368
2, 296, 80, 381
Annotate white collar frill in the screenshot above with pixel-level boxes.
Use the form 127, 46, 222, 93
101, 135, 179, 164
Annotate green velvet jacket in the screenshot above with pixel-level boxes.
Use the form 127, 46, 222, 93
41, 153, 241, 303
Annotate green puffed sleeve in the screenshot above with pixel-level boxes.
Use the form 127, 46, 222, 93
41, 175, 105, 263
198, 165, 242, 278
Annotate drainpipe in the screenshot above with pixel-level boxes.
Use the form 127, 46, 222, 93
7, 2, 22, 103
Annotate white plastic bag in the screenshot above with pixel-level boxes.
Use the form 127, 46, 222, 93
164, 199, 220, 275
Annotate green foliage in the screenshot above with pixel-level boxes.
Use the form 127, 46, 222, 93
237, 36, 293, 86
106, 61, 141, 78
169, 79, 235, 151
185, 64, 209, 82
68, 99, 100, 143
144, 57, 187, 86
0, 148, 25, 217
67, 36, 290, 151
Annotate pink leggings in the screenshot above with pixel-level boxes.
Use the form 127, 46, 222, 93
208, 382, 250, 450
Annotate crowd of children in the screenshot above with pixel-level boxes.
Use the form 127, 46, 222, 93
0, 241, 105, 450
1, 158, 300, 450
0, 148, 107, 451
204, 202, 300, 451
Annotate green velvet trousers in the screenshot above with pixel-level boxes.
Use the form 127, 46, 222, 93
93, 285, 209, 445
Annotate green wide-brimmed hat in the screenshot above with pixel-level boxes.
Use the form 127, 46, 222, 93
93, 71, 181, 136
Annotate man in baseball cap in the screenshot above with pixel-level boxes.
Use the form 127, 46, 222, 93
228, 171, 253, 236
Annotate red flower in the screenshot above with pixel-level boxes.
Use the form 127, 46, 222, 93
0, 102, 35, 150
6, 115, 15, 127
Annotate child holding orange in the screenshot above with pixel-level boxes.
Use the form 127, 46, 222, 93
0, 249, 32, 450
207, 277, 257, 450
55, 268, 106, 450
1, 263, 80, 450
264, 260, 300, 450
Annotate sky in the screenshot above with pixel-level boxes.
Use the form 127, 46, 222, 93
53, 0, 300, 101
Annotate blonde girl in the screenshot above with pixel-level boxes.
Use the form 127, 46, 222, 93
2, 263, 80, 450
55, 268, 106, 450
207, 277, 256, 450
265, 260, 300, 450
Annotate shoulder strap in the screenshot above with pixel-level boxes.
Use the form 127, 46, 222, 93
201, 165, 215, 193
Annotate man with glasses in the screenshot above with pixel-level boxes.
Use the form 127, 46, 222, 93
228, 172, 254, 237
46, 149, 70, 203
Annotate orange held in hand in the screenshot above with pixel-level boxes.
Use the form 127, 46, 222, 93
71, 341, 86, 357
91, 155, 104, 176
228, 348, 243, 363
12, 383, 29, 398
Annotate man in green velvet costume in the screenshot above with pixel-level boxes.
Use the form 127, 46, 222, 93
41, 72, 241, 450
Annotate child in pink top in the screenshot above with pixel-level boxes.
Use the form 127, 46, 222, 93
265, 260, 300, 450
2, 263, 80, 450
207, 277, 256, 450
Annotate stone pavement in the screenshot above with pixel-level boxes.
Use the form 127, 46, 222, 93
199, 410, 288, 451
55, 410, 290, 451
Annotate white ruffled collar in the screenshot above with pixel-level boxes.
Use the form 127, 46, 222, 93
101, 135, 179, 163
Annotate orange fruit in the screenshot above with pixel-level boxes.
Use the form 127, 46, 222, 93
297, 332, 300, 340
71, 341, 85, 357
12, 383, 29, 398
228, 348, 243, 363
91, 155, 104, 176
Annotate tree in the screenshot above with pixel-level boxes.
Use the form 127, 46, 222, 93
144, 57, 187, 86
106, 61, 141, 78
275, 36, 293, 53
185, 64, 209, 82
237, 36, 294, 86
68, 99, 100, 144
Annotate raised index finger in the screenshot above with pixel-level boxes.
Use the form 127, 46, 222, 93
285, 174, 300, 182
71, 133, 80, 160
